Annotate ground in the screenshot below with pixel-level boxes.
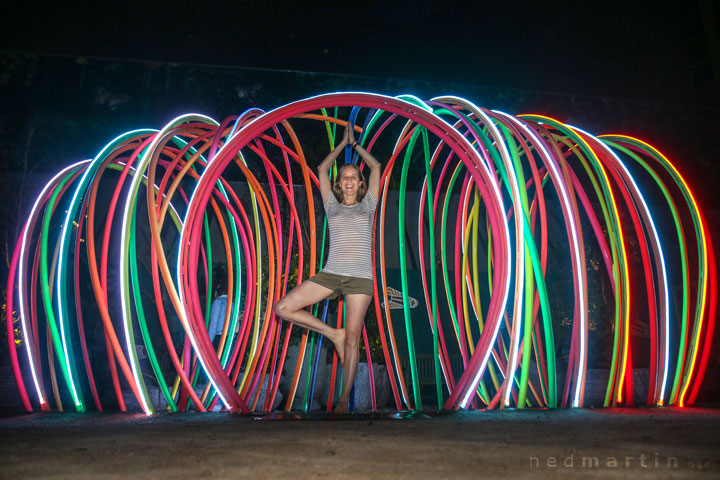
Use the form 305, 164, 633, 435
1, 407, 719, 479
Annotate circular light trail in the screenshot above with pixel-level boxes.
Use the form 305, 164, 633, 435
5, 92, 715, 413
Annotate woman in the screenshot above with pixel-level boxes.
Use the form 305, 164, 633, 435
274, 121, 381, 414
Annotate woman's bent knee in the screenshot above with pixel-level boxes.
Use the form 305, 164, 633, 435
274, 299, 289, 318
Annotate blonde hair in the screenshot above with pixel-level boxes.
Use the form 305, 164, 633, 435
332, 164, 367, 203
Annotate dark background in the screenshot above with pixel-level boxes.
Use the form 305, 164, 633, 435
4, 0, 720, 105
1, 0, 719, 405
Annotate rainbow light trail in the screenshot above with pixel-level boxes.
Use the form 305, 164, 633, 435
5, 92, 716, 413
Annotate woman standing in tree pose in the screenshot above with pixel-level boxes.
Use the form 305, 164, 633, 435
274, 121, 381, 414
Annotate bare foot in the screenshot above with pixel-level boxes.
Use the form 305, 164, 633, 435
333, 401, 349, 414
332, 328, 346, 367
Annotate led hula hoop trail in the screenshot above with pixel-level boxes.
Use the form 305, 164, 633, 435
6, 92, 716, 414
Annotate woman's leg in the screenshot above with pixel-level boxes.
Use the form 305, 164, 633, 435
274, 280, 346, 364
334, 293, 372, 413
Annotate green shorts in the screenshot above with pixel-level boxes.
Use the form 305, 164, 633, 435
307, 271, 374, 298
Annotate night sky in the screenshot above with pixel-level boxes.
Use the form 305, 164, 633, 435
3, 1, 718, 105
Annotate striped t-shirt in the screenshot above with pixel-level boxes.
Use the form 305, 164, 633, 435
321, 192, 378, 279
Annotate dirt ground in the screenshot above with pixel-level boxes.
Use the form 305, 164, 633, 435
1, 407, 719, 479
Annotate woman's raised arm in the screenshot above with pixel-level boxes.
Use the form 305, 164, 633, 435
350, 125, 381, 200
318, 124, 350, 203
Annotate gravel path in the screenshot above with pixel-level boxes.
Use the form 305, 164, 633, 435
1, 408, 719, 479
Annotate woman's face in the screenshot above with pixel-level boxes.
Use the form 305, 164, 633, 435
339, 166, 360, 197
